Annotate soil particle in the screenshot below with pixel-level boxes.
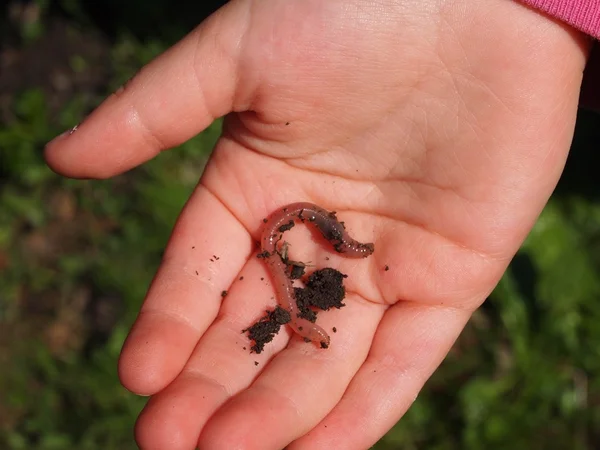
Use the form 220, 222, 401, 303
243, 306, 291, 354
294, 268, 347, 322
288, 263, 306, 280
278, 220, 294, 233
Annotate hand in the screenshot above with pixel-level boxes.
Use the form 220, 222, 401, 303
44, 1, 588, 448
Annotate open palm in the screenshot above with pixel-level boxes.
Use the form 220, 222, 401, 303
45, 0, 587, 448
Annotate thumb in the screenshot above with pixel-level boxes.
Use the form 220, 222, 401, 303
44, 2, 243, 179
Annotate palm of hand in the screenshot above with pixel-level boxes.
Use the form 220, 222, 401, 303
45, 1, 586, 448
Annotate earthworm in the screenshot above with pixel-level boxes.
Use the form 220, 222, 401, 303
261, 202, 374, 348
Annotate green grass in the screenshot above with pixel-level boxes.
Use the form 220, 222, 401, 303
0, 77, 220, 448
1, 8, 599, 449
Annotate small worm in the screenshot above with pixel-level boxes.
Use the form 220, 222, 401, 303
261, 202, 374, 348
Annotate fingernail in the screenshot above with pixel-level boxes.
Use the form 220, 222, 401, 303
47, 124, 79, 147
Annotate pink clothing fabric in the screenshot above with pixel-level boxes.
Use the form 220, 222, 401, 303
518, 0, 600, 38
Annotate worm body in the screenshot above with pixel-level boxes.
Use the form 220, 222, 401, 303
261, 202, 374, 348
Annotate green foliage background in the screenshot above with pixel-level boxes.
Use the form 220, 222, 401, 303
0, 1, 599, 449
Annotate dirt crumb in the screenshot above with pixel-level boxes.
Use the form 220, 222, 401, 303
278, 220, 295, 233
287, 262, 306, 280
243, 306, 291, 354
294, 268, 347, 321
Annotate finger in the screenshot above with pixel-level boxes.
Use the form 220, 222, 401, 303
44, 2, 242, 179
290, 302, 472, 450
133, 252, 293, 450
118, 185, 253, 395
196, 293, 386, 450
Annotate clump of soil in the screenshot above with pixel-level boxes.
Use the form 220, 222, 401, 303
243, 306, 290, 354
288, 263, 306, 279
244, 267, 348, 354
295, 268, 347, 322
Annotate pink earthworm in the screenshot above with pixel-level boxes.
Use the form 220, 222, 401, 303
260, 202, 374, 348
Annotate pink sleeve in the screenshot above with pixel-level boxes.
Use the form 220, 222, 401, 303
518, 0, 600, 39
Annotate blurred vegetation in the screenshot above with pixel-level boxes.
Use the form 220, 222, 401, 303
1, 1, 599, 449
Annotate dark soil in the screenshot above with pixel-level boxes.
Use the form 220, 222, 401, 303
295, 268, 347, 322
244, 267, 348, 354
243, 306, 290, 354
288, 262, 306, 280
